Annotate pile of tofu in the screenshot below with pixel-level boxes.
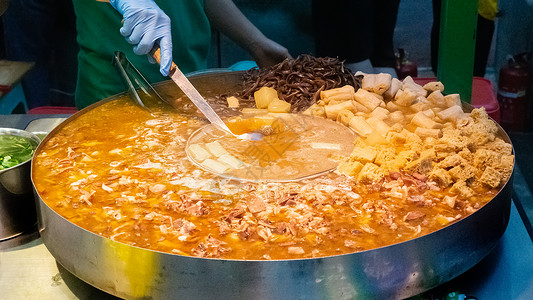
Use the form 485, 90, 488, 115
303, 74, 514, 197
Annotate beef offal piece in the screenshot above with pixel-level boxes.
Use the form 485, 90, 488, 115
239, 55, 362, 112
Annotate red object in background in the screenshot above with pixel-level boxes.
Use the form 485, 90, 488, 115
395, 48, 418, 80
413, 77, 500, 123
497, 53, 530, 132
27, 106, 78, 114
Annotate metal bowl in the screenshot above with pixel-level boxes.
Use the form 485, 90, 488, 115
0, 128, 41, 242
32, 72, 514, 299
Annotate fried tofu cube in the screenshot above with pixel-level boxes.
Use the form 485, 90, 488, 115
434, 130, 470, 152
479, 166, 502, 188
448, 163, 477, 182
462, 122, 496, 147
429, 168, 453, 187
398, 149, 419, 162
483, 138, 513, 156
226, 96, 240, 108
438, 154, 464, 169
450, 181, 475, 198
337, 159, 364, 177
349, 146, 377, 164
374, 146, 396, 166
402, 129, 424, 152
458, 148, 474, 162
404, 149, 435, 174
436, 151, 457, 161
473, 149, 501, 169
494, 154, 514, 182
357, 163, 386, 183
386, 131, 407, 146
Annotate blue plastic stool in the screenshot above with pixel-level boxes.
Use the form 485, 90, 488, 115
0, 83, 28, 114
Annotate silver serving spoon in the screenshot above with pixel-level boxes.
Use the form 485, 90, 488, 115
152, 48, 263, 141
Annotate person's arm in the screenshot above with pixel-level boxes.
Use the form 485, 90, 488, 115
204, 0, 292, 68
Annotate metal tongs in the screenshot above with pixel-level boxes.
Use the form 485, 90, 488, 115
112, 51, 167, 114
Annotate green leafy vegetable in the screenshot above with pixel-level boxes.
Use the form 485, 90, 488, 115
0, 134, 37, 170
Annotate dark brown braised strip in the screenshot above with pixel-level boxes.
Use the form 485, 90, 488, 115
239, 55, 363, 112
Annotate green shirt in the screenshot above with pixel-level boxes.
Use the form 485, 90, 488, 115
72, 0, 211, 108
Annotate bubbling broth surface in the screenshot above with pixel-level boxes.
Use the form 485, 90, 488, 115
33, 97, 503, 260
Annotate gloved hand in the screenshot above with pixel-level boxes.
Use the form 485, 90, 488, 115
110, 0, 172, 76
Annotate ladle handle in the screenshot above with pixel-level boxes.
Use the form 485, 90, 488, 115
151, 48, 233, 135
151, 48, 178, 75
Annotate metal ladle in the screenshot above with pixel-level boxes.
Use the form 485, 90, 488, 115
151, 49, 263, 141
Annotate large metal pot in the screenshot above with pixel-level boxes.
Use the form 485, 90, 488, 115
32, 72, 513, 299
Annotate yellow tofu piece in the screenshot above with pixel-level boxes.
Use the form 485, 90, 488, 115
226, 96, 240, 108
483, 138, 513, 156
374, 146, 396, 166
254, 86, 278, 108
479, 166, 502, 188
450, 181, 475, 198
448, 163, 477, 182
473, 149, 501, 169
188, 143, 212, 162
349, 146, 377, 164
357, 163, 386, 183
429, 168, 453, 187
437, 154, 464, 169
218, 154, 245, 169
494, 154, 514, 183
268, 98, 291, 113
337, 159, 364, 177
201, 159, 231, 174
205, 141, 230, 158
404, 149, 435, 175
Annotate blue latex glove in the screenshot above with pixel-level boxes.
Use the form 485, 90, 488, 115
110, 0, 172, 76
